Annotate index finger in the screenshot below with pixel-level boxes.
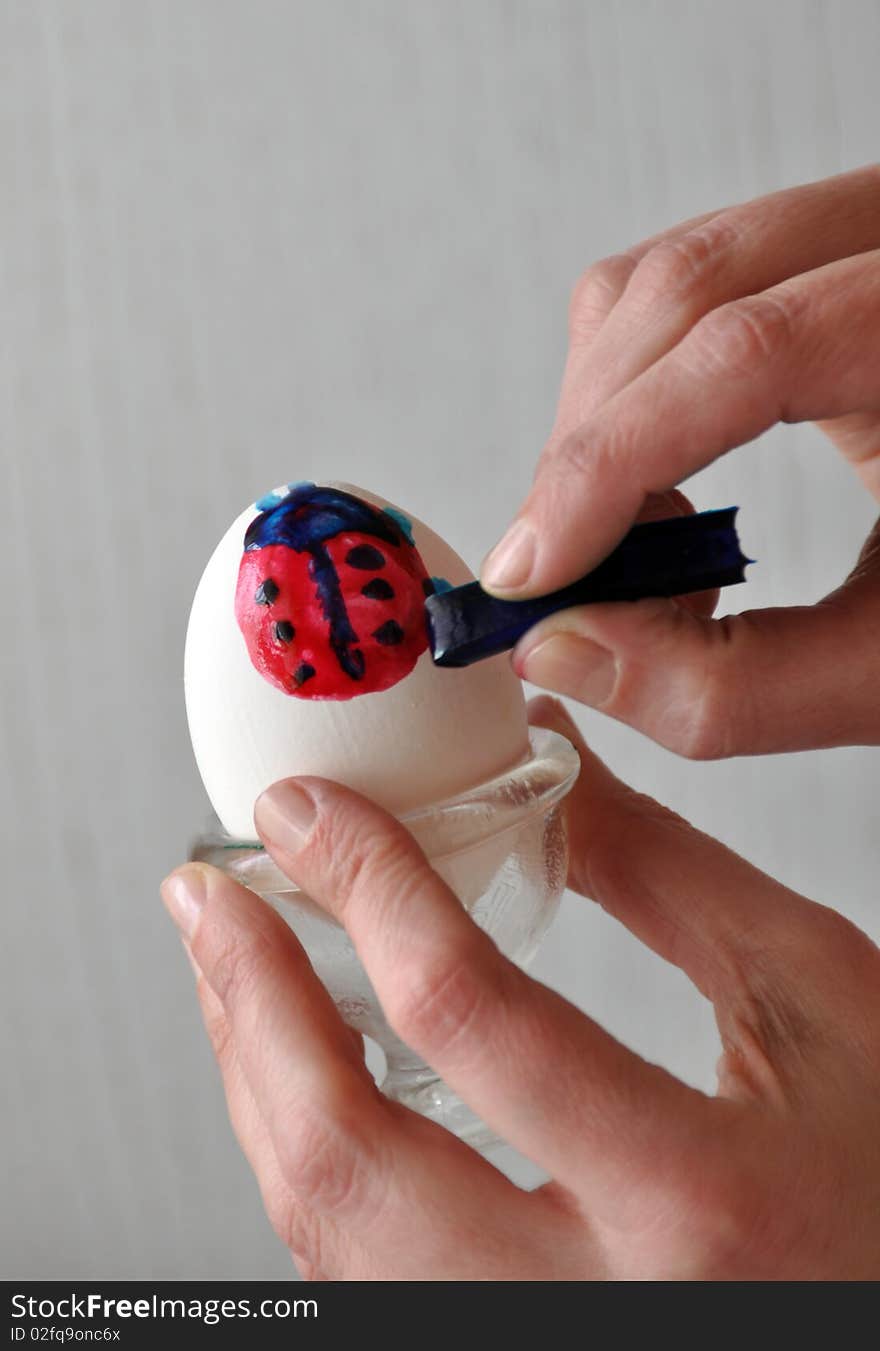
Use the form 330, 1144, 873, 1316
482, 247, 880, 597
556, 164, 880, 439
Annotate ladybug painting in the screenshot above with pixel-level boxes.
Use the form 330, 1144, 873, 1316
235, 483, 441, 700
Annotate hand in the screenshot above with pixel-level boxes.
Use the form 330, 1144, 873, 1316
480, 165, 880, 758
161, 698, 880, 1280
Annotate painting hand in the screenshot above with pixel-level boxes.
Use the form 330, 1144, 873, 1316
483, 165, 880, 756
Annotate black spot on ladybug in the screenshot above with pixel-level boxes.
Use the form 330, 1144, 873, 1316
274, 620, 295, 644
361, 577, 395, 601
347, 544, 386, 571
421, 577, 435, 597
293, 662, 316, 687
255, 577, 280, 606
372, 619, 405, 646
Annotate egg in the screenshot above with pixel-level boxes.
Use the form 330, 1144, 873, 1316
185, 481, 529, 841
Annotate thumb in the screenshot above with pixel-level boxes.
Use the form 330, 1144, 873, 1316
517, 519, 880, 758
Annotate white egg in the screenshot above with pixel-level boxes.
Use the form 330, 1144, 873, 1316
185, 481, 529, 841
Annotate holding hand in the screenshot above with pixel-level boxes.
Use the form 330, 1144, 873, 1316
481, 166, 880, 758
161, 699, 880, 1280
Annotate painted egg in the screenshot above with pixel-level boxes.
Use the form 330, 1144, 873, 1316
186, 481, 529, 841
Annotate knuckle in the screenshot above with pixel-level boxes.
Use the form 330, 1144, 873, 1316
266, 1187, 339, 1277
314, 809, 415, 919
264, 1183, 308, 1254
568, 254, 635, 339
631, 235, 712, 304
676, 671, 737, 761
651, 1124, 771, 1275
386, 936, 500, 1064
685, 292, 799, 379
629, 215, 739, 309
194, 926, 268, 1013
670, 619, 758, 760
688, 1178, 768, 1275
630, 1134, 777, 1278
549, 426, 597, 482
280, 1204, 325, 1270
276, 1101, 377, 1220
621, 787, 690, 835
696, 1135, 833, 1278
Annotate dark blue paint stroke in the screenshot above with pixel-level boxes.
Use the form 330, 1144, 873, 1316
308, 544, 365, 681
244, 483, 411, 683
245, 484, 404, 553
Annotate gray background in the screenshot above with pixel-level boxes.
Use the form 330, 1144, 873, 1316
2, 0, 878, 1280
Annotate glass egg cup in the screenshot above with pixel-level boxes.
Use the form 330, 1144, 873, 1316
191, 726, 580, 1153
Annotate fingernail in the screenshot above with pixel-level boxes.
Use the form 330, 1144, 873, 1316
160, 865, 207, 940
255, 780, 317, 854
481, 519, 536, 593
518, 633, 617, 707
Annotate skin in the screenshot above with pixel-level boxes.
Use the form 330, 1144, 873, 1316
162, 168, 880, 1278
162, 696, 880, 1280
481, 164, 880, 757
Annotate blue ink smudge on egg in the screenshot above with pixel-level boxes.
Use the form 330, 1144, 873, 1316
382, 506, 415, 544
255, 481, 313, 512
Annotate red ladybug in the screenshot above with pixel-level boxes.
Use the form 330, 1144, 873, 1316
234, 484, 434, 700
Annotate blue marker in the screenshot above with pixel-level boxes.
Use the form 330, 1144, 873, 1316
425, 507, 751, 668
